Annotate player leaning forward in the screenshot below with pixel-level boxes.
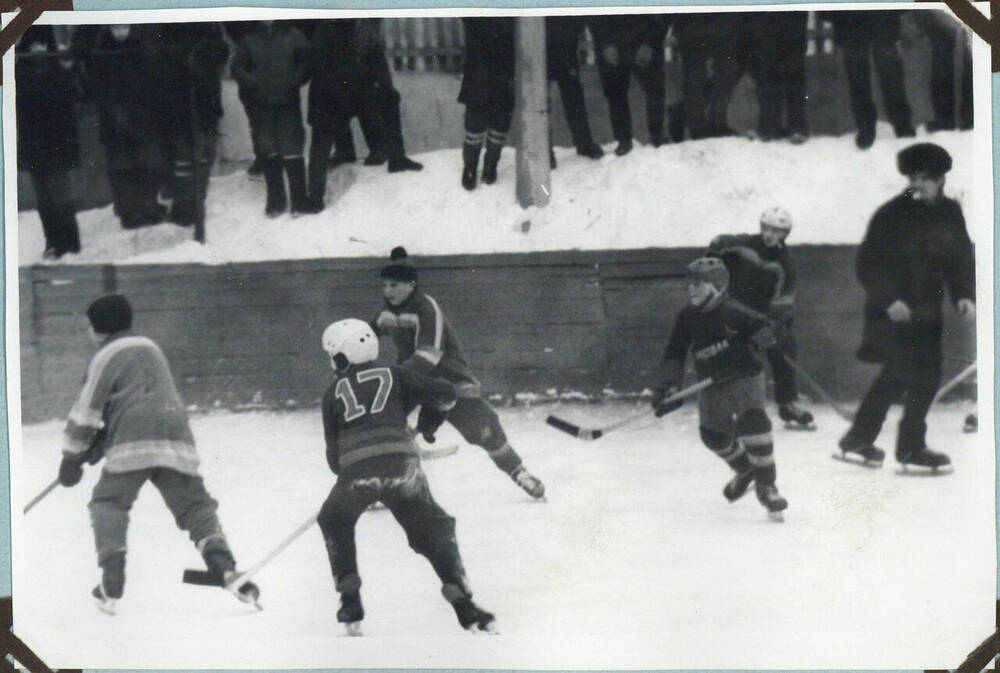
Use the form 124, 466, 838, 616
317, 318, 497, 634
837, 142, 975, 470
372, 246, 546, 499
652, 258, 789, 520
57, 294, 259, 613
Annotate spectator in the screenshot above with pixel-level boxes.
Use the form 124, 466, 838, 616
745, 12, 809, 143
459, 17, 515, 191
307, 19, 423, 212
909, 9, 973, 132
222, 22, 264, 177
589, 14, 671, 155
824, 10, 915, 149
231, 20, 311, 217
546, 16, 603, 166
84, 25, 167, 229
673, 13, 746, 140
145, 22, 229, 228
16, 26, 82, 260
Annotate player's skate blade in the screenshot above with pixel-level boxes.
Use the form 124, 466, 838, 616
778, 404, 816, 431
834, 437, 884, 468
896, 449, 953, 476
756, 484, 787, 523
92, 585, 117, 615
343, 621, 363, 637
224, 571, 262, 610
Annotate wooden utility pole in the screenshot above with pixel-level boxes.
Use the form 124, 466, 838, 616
514, 17, 550, 208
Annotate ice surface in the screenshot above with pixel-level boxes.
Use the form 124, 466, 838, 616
11, 402, 993, 669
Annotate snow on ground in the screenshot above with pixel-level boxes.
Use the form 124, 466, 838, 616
11, 401, 993, 669
17, 126, 978, 266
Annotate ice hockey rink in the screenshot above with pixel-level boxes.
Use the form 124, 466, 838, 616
11, 400, 994, 670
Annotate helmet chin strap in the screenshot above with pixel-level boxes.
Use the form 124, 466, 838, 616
332, 353, 351, 372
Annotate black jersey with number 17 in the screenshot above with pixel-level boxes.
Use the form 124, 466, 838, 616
321, 365, 456, 475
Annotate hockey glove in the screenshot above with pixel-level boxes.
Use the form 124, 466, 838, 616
651, 387, 683, 417
58, 456, 84, 487
416, 404, 449, 444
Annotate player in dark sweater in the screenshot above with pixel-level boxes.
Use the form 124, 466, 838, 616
653, 258, 788, 520
708, 207, 815, 429
316, 318, 496, 635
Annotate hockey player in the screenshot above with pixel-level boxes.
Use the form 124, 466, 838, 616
317, 318, 497, 635
708, 207, 815, 429
652, 258, 788, 520
838, 143, 975, 470
57, 294, 259, 614
371, 247, 546, 500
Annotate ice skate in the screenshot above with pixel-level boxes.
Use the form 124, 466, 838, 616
897, 447, 952, 475
778, 402, 815, 430
755, 484, 788, 522
511, 466, 546, 500
338, 591, 364, 636
723, 469, 755, 503
223, 571, 262, 610
834, 435, 885, 467
91, 584, 117, 615
452, 597, 498, 634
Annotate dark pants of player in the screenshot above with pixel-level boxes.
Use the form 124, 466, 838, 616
449, 397, 525, 474
765, 335, 799, 406
318, 454, 471, 599
30, 167, 80, 256
698, 374, 777, 486
549, 67, 599, 153
846, 367, 939, 458
89, 467, 233, 571
840, 27, 912, 135
595, 53, 666, 144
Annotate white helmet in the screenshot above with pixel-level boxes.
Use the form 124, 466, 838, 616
322, 319, 378, 371
760, 206, 793, 232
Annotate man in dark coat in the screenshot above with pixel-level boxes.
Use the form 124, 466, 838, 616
145, 22, 229, 228
546, 16, 603, 166
745, 12, 809, 143
16, 26, 82, 259
459, 17, 515, 190
85, 24, 166, 229
231, 20, 311, 217
824, 10, 914, 149
307, 19, 422, 212
838, 143, 975, 470
589, 14, 670, 155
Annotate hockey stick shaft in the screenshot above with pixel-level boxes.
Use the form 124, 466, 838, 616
600, 378, 713, 435
782, 354, 854, 423
235, 513, 318, 584
932, 362, 977, 404
23, 478, 60, 515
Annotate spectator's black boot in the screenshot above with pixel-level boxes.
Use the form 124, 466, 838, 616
284, 157, 309, 216
461, 136, 483, 191
481, 131, 505, 186
263, 156, 287, 218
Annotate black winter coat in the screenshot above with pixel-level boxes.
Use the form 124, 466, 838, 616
144, 23, 228, 131
15, 26, 80, 172
588, 14, 670, 56
230, 23, 311, 109
855, 190, 975, 381
458, 17, 515, 111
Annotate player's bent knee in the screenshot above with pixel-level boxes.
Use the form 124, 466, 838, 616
699, 426, 732, 451
736, 408, 772, 438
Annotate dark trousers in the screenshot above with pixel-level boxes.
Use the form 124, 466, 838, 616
549, 66, 597, 150
30, 167, 80, 255
464, 101, 514, 136
89, 467, 226, 564
750, 13, 808, 138
918, 12, 973, 129
766, 337, 799, 405
847, 367, 939, 457
170, 128, 217, 227
680, 45, 744, 139
107, 168, 162, 228
317, 455, 469, 595
841, 32, 912, 134
595, 57, 665, 143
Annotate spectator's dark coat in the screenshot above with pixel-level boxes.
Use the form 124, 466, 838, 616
307, 19, 394, 129
855, 191, 975, 382
85, 26, 162, 171
457, 17, 515, 112
230, 22, 311, 109
588, 14, 670, 57
15, 26, 79, 172
545, 16, 587, 78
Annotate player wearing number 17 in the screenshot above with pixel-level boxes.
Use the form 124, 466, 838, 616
652, 258, 788, 521
317, 319, 497, 635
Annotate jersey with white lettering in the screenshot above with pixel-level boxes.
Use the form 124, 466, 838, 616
371, 288, 481, 396
322, 364, 456, 474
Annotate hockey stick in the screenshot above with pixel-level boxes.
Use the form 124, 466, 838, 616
782, 355, 854, 423
23, 478, 60, 515
546, 378, 713, 441
932, 362, 977, 404
183, 513, 318, 591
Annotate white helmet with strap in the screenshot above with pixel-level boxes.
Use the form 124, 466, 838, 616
322, 319, 378, 372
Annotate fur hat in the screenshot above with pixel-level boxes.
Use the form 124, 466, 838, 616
86, 294, 132, 334
380, 246, 417, 282
686, 257, 729, 292
897, 143, 952, 177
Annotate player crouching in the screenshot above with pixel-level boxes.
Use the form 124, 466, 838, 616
652, 258, 788, 521
316, 319, 497, 635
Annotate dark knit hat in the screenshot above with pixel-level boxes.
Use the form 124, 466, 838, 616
686, 257, 729, 292
86, 294, 132, 334
897, 143, 952, 177
380, 246, 417, 282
